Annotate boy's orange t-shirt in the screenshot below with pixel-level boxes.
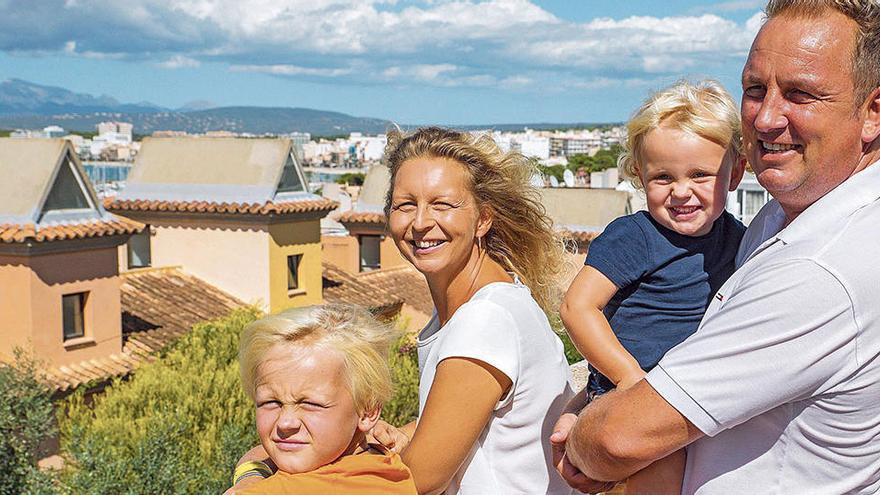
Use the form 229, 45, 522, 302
236, 452, 417, 495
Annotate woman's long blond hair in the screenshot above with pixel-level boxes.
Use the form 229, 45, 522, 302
383, 126, 568, 316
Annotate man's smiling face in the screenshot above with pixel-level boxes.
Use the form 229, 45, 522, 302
741, 10, 867, 219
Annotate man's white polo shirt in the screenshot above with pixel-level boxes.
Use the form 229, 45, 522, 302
646, 162, 880, 494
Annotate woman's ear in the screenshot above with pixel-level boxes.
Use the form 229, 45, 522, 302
357, 406, 382, 433
476, 207, 494, 239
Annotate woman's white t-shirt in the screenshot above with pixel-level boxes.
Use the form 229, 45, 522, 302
417, 281, 574, 495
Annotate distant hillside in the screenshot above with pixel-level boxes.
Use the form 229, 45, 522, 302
0, 78, 165, 115
0, 78, 611, 136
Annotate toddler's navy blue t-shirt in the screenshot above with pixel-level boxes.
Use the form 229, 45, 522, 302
584, 210, 745, 393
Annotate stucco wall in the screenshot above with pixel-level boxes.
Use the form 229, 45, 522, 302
146, 218, 271, 309
0, 247, 122, 367
321, 235, 359, 273
268, 219, 323, 312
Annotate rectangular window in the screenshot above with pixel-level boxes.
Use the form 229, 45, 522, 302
287, 254, 302, 290
127, 227, 152, 269
744, 190, 766, 217
359, 235, 381, 272
62, 292, 86, 341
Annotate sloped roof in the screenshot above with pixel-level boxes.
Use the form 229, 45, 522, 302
105, 197, 338, 216
109, 137, 336, 217
322, 263, 403, 316
119, 137, 302, 203
336, 210, 386, 225
0, 217, 143, 244
357, 264, 433, 316
357, 164, 391, 211
45, 267, 244, 393
0, 138, 69, 223
0, 138, 142, 244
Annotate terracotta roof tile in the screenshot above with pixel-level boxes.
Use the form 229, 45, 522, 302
322, 263, 403, 315
105, 197, 339, 217
0, 217, 143, 244
335, 210, 387, 225
44, 267, 244, 393
357, 265, 433, 316
559, 228, 600, 244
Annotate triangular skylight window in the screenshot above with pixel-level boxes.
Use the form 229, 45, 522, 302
41, 156, 93, 215
276, 154, 306, 194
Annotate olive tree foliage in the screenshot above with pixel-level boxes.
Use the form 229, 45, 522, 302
58, 307, 424, 493
0, 350, 58, 495
59, 308, 262, 495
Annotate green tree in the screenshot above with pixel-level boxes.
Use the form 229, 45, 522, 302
537, 164, 566, 183
335, 172, 366, 186
0, 350, 58, 495
59, 308, 262, 495
381, 333, 420, 426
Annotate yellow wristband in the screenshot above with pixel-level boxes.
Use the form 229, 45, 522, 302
232, 460, 272, 485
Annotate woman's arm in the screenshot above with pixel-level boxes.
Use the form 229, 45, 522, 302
560, 265, 644, 389
402, 356, 511, 495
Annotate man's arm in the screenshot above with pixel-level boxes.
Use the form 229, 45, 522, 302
565, 380, 703, 482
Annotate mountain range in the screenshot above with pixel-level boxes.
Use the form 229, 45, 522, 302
0, 78, 610, 136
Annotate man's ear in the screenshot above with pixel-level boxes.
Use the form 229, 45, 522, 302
728, 156, 747, 192
357, 406, 381, 433
861, 86, 880, 145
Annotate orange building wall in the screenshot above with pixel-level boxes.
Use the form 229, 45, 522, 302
0, 246, 123, 367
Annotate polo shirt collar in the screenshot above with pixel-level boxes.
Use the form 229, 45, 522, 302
775, 160, 880, 245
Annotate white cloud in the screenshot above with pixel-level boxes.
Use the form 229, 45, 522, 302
158, 55, 201, 68
0, 0, 762, 90
230, 64, 353, 77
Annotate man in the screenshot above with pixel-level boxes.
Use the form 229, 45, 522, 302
552, 1, 880, 493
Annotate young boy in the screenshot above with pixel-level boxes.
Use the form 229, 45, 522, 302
230, 304, 417, 494
560, 80, 746, 494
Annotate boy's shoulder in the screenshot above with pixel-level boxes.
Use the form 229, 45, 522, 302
237, 453, 417, 495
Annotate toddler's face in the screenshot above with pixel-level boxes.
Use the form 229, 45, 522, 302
639, 125, 744, 236
254, 343, 372, 474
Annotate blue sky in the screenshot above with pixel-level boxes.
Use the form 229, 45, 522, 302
0, 0, 766, 125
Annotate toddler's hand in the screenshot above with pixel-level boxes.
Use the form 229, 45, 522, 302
370, 420, 411, 453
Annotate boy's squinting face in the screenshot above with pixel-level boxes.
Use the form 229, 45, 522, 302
639, 125, 744, 236
254, 343, 375, 474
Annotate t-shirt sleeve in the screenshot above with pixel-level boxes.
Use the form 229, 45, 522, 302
646, 259, 859, 436
585, 215, 650, 289
435, 299, 520, 410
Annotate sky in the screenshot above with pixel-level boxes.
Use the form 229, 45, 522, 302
0, 0, 767, 125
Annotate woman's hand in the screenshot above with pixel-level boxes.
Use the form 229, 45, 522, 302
370, 420, 412, 453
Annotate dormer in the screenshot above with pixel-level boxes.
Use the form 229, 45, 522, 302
0, 138, 142, 367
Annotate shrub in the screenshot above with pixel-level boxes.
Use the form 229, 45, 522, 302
0, 350, 58, 495
381, 333, 420, 426
59, 307, 262, 495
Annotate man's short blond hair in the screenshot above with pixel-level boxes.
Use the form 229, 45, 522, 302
618, 79, 742, 189
765, 0, 880, 105
238, 304, 397, 414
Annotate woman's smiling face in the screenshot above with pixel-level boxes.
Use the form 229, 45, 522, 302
388, 156, 491, 280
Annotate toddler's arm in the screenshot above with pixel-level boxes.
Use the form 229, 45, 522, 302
561, 265, 645, 389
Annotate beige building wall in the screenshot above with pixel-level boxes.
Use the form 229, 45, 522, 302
380, 236, 407, 270
269, 219, 323, 312
321, 235, 359, 274
145, 218, 271, 309
0, 247, 122, 367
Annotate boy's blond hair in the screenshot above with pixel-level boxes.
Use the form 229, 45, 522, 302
618, 79, 742, 189
238, 304, 397, 414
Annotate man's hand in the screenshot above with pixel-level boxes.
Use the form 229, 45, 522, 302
370, 420, 411, 453
550, 412, 617, 494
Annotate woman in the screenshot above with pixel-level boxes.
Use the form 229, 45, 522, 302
375, 127, 574, 494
